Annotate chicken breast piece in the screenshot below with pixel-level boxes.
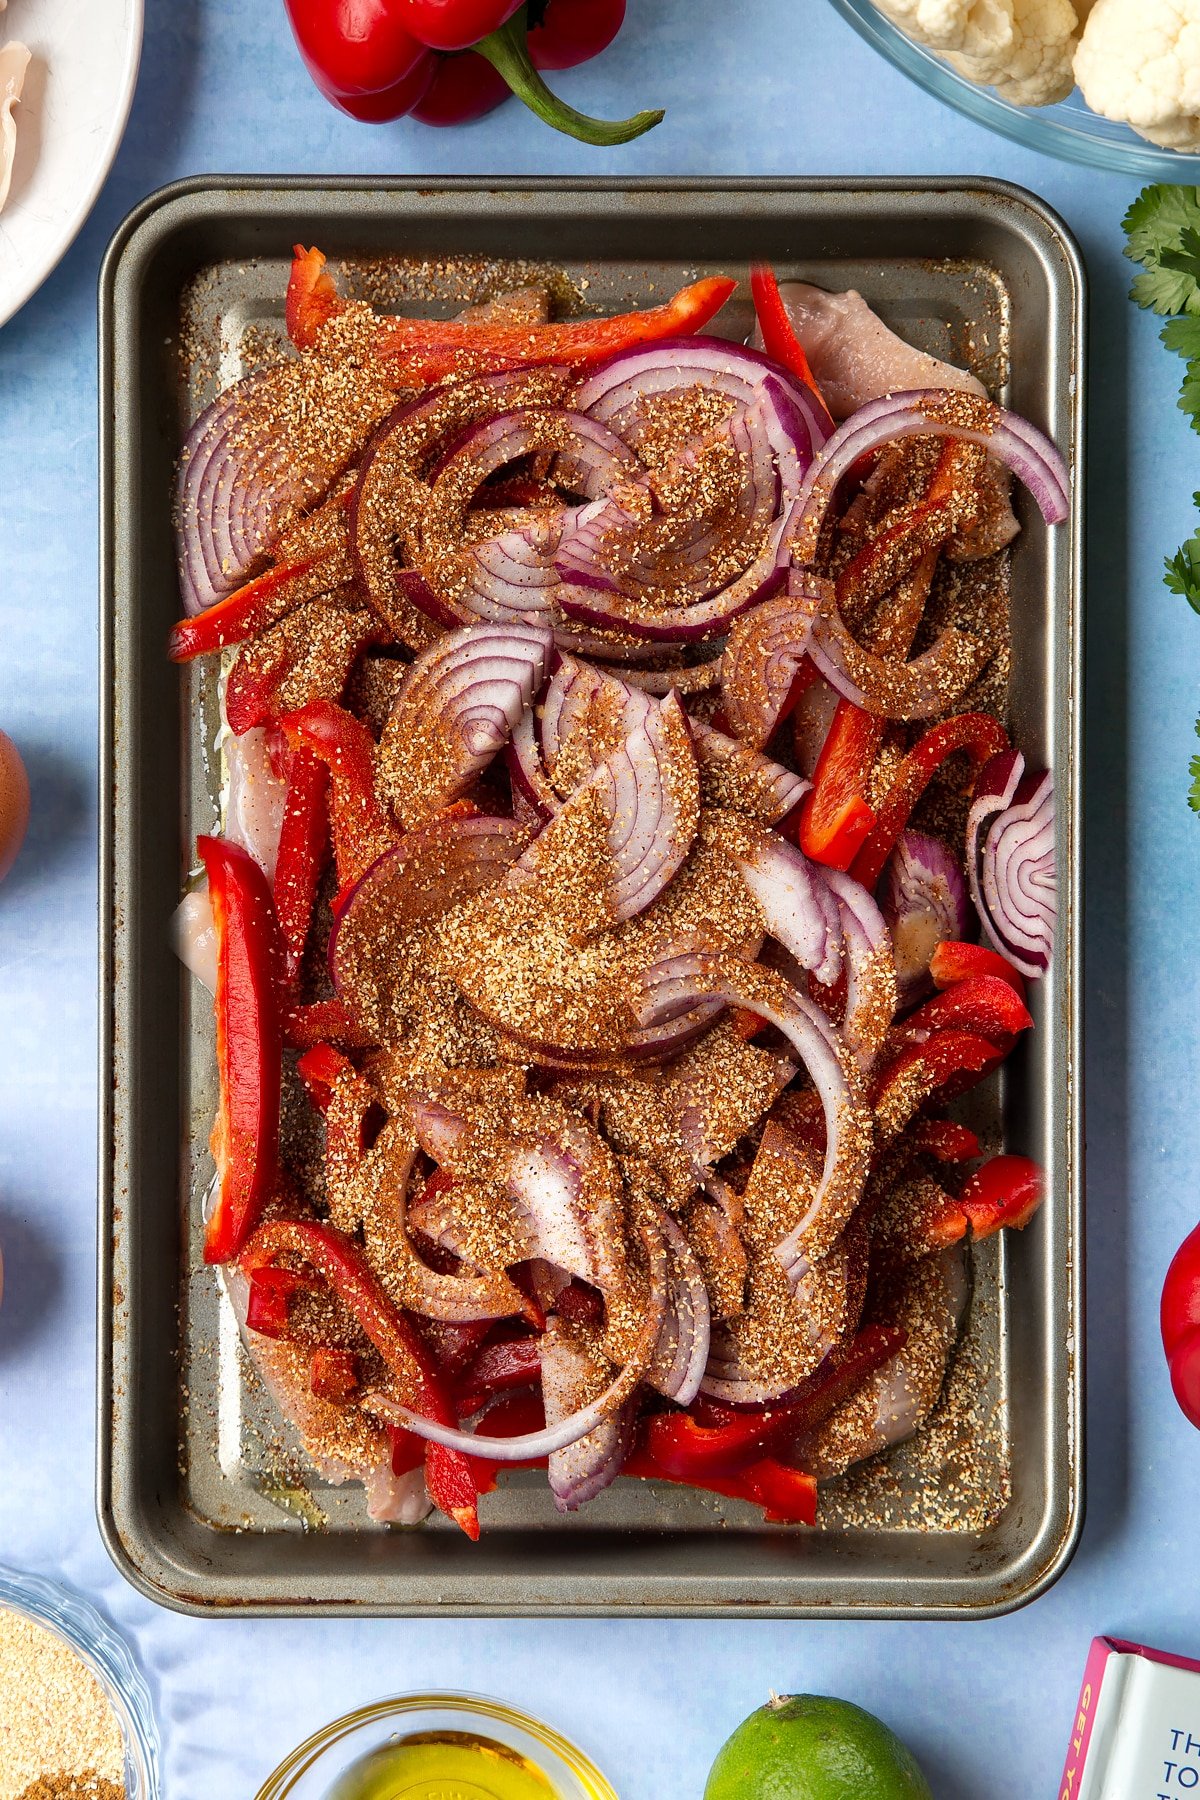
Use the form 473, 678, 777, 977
0, 41, 30, 217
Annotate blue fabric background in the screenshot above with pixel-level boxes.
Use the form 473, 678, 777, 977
0, 2, 1195, 1793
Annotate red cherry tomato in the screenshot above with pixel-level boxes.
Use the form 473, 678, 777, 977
411, 49, 509, 123
283, 0, 435, 117
0, 731, 29, 884
399, 0, 523, 52
529, 0, 625, 69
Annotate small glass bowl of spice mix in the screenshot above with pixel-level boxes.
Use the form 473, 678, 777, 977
0, 1566, 159, 1800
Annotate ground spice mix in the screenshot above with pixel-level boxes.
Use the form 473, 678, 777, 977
0, 1609, 125, 1800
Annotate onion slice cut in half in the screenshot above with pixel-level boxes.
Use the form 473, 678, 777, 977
377, 622, 553, 829
734, 826, 843, 989
635, 948, 873, 1286
967, 751, 1056, 979
720, 578, 826, 748
881, 830, 972, 1005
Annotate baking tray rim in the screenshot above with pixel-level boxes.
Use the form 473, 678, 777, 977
97, 173, 1086, 1618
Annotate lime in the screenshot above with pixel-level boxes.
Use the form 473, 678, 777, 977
703, 1694, 934, 1800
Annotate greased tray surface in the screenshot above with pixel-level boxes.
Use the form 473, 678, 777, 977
99, 179, 1084, 1617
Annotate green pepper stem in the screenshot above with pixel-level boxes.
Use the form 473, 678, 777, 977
475, 6, 664, 147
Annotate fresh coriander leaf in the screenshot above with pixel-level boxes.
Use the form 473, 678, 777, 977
1123, 186, 1200, 313
1189, 717, 1200, 814
1161, 315, 1200, 360
1165, 534, 1200, 612
1180, 364, 1200, 433
1123, 185, 1200, 269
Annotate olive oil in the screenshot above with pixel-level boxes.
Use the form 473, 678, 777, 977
326, 1730, 560, 1800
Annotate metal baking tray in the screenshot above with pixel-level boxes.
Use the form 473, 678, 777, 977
98, 177, 1085, 1618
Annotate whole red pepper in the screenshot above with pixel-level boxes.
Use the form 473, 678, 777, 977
284, 0, 662, 143
197, 837, 285, 1265
1163, 1223, 1200, 1431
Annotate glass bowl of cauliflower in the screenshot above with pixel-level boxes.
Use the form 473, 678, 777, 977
827, 0, 1200, 174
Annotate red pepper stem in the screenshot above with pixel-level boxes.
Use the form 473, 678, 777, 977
474, 6, 663, 145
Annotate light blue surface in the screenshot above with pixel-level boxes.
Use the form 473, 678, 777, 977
0, 3, 1197, 1795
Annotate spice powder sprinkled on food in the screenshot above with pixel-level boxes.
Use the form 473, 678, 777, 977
0, 1609, 126, 1800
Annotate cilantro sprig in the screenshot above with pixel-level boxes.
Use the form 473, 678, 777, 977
1123, 187, 1200, 808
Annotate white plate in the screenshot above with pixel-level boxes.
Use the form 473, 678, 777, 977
0, 0, 143, 328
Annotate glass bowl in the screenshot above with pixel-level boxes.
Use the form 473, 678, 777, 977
826, 0, 1200, 177
0, 1564, 161, 1799
254, 1692, 619, 1800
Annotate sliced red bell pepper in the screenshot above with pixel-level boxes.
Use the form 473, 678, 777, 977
872, 1028, 1003, 1142
273, 749, 331, 983
370, 275, 737, 385
418, 1318, 494, 1383
197, 836, 285, 1265
466, 1391, 550, 1494
241, 1219, 481, 1537
955, 1154, 1044, 1239
246, 1265, 313, 1338
929, 938, 1027, 999
1162, 1222, 1200, 1431
295, 1042, 357, 1112
897, 974, 1033, 1051
907, 1117, 982, 1164
622, 1445, 818, 1526
286, 246, 348, 351
309, 1346, 362, 1403
455, 1334, 543, 1418
280, 698, 396, 892
749, 265, 834, 433
797, 698, 881, 870
849, 712, 1011, 892
282, 996, 374, 1052
168, 557, 327, 662
388, 1423, 426, 1477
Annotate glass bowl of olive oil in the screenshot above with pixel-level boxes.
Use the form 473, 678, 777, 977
254, 1692, 619, 1800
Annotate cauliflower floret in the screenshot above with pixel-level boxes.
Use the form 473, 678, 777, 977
873, 0, 1014, 58
1075, 0, 1200, 150
945, 0, 1081, 105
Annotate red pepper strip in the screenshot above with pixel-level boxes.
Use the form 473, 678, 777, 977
622, 1446, 818, 1526
650, 1325, 907, 1479
388, 1424, 426, 1477
241, 1219, 481, 1537
273, 750, 331, 984
283, 997, 374, 1053
749, 265, 834, 433
466, 1392, 550, 1494
455, 1334, 543, 1418
419, 1318, 495, 1383
552, 1282, 606, 1329
929, 938, 1027, 1000
897, 974, 1033, 1051
871, 1029, 1003, 1142
907, 1117, 982, 1163
168, 557, 323, 662
797, 698, 881, 870
849, 713, 1011, 892
371, 276, 737, 386
309, 1346, 361, 1403
729, 1006, 768, 1041
246, 1266, 314, 1338
295, 1042, 356, 1112
955, 1154, 1044, 1240
197, 837, 284, 1265
286, 246, 348, 351
1162, 1223, 1200, 1431
281, 699, 396, 893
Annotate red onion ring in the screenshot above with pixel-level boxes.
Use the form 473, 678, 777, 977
646, 1205, 712, 1406
720, 573, 826, 748
690, 719, 809, 825
880, 830, 972, 1005
967, 752, 1055, 979
819, 866, 898, 1066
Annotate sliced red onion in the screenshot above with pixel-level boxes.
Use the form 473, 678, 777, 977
790, 386, 1070, 569
428, 406, 635, 500
734, 827, 843, 988
967, 753, 1056, 979
791, 675, 840, 779
635, 947, 872, 1289
540, 654, 653, 794
690, 719, 809, 825
820, 866, 898, 1066
572, 336, 829, 459
513, 691, 700, 924
720, 574, 827, 748
330, 817, 530, 1020
881, 830, 972, 1005
604, 652, 724, 695
700, 1328, 830, 1409
542, 1320, 639, 1511
378, 1224, 666, 1462
177, 371, 299, 615
378, 623, 553, 826
645, 1205, 712, 1406
506, 706, 559, 821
